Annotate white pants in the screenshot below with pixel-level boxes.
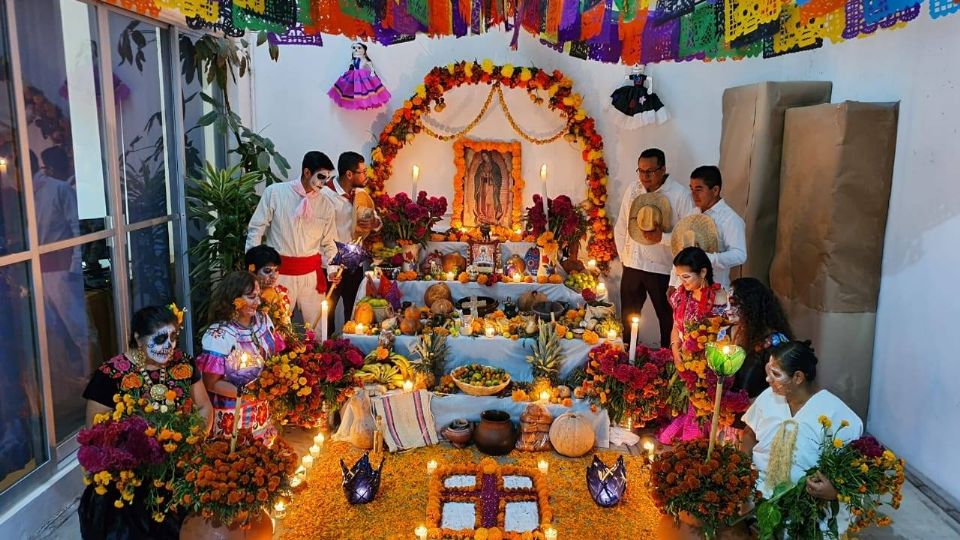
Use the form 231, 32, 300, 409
278, 273, 324, 329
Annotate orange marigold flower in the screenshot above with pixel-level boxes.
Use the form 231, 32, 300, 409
170, 363, 192, 380
120, 373, 142, 390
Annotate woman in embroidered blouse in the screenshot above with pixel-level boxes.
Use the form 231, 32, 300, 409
660, 247, 728, 444
80, 305, 212, 540
197, 271, 284, 444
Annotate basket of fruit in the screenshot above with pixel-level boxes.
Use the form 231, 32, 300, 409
356, 297, 395, 323
451, 364, 512, 396
564, 271, 598, 293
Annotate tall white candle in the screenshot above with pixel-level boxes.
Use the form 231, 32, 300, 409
320, 299, 329, 342
540, 164, 549, 222
415, 525, 428, 540
628, 315, 640, 362
412, 164, 420, 196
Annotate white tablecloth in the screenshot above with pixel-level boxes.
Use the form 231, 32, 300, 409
346, 333, 600, 382
431, 394, 610, 448
356, 278, 584, 310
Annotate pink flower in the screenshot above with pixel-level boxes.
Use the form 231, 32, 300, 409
325, 361, 345, 382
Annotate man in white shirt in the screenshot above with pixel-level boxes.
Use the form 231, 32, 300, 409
683, 165, 747, 289
613, 148, 695, 347
320, 151, 380, 336
246, 151, 339, 327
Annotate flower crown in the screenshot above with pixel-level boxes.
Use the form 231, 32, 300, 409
167, 303, 186, 331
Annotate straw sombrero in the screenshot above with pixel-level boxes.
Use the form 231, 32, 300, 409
670, 214, 720, 256
628, 192, 672, 245
353, 189, 376, 239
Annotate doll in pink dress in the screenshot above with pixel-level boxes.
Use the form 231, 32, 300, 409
328, 42, 391, 110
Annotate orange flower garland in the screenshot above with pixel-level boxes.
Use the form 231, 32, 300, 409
370, 61, 618, 269
451, 139, 524, 231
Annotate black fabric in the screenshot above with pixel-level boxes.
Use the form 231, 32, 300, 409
79, 483, 183, 540
620, 267, 672, 348
328, 266, 365, 337
610, 74, 666, 117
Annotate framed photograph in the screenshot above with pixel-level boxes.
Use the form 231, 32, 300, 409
469, 241, 500, 274
452, 139, 524, 231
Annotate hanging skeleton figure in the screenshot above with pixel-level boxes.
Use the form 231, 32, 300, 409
607, 65, 670, 129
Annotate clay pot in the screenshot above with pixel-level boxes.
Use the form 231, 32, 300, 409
180, 508, 273, 540
441, 419, 474, 449
473, 410, 518, 456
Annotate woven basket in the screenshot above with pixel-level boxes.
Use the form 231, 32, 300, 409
452, 374, 511, 396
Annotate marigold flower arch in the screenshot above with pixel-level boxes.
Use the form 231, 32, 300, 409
369, 60, 618, 268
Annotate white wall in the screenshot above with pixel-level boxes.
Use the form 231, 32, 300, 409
251, 15, 960, 501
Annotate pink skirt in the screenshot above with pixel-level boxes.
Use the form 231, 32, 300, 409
657, 405, 708, 445
328, 68, 391, 110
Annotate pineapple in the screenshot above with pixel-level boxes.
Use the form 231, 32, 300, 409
526, 320, 563, 385
411, 334, 449, 390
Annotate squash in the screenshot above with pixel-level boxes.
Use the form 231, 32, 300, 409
355, 303, 375, 326
441, 252, 467, 273
399, 317, 421, 336
424, 283, 452, 307
549, 412, 595, 457
403, 306, 421, 321
518, 291, 548, 313
430, 298, 454, 316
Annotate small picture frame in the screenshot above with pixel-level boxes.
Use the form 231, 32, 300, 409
469, 241, 500, 274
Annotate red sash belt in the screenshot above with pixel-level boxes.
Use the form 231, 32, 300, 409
279, 254, 328, 294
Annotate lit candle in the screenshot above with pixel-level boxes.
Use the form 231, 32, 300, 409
628, 315, 640, 362
356, 323, 366, 335
427, 460, 438, 474
0, 158, 7, 173
596, 282, 607, 296
606, 329, 617, 341
540, 164, 549, 222
309, 444, 321, 458
320, 299, 329, 342
644, 441, 656, 463
538, 459, 549, 474
403, 380, 414, 392
513, 272, 522, 283
302, 455, 314, 469
446, 271, 455, 281
289, 475, 303, 489
415, 525, 428, 540
485, 326, 495, 338
273, 501, 286, 518
539, 390, 551, 402
411, 165, 420, 196
544, 526, 557, 540
314, 432, 326, 446
587, 259, 597, 272
722, 344, 731, 355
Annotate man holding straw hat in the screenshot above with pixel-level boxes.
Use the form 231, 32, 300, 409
614, 148, 696, 348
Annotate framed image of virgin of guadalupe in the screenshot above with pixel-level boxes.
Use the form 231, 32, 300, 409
452, 139, 524, 231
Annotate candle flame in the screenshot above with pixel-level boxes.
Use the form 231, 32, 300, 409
412, 165, 420, 180
540, 164, 548, 180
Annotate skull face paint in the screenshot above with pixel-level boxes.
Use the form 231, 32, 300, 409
256, 264, 280, 289
765, 358, 792, 395
143, 324, 178, 364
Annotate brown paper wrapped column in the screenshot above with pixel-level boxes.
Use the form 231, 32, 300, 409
719, 81, 833, 284
771, 101, 899, 419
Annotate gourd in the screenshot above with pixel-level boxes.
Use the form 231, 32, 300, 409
399, 317, 421, 336
430, 298, 454, 316
424, 283, 452, 307
354, 303, 375, 325
518, 291, 548, 312
442, 252, 467, 273
549, 413, 595, 457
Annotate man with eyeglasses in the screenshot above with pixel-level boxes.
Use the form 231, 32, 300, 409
613, 148, 695, 348
320, 151, 381, 337
246, 151, 340, 327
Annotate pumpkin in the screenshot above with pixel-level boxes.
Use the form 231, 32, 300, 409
424, 283, 452, 306
399, 317, 421, 336
431, 298, 454, 316
403, 306, 421, 321
442, 252, 467, 273
549, 413, 595, 457
355, 303, 375, 325
518, 291, 548, 312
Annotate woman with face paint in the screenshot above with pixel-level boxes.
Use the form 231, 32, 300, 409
79, 305, 213, 539
197, 271, 284, 444
724, 277, 793, 402
245, 245, 298, 348
658, 246, 730, 444
741, 340, 863, 534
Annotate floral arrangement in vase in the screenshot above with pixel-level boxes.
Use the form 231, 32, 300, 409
174, 429, 298, 528
755, 419, 906, 539
650, 438, 758, 540
526, 195, 587, 254
375, 191, 447, 247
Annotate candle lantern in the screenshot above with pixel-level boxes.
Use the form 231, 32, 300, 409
586, 455, 627, 508
341, 452, 385, 505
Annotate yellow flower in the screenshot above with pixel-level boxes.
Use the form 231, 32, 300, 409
233, 298, 246, 311
883, 450, 896, 462
114, 500, 124, 509
840, 419, 850, 428
819, 415, 832, 429
500, 64, 514, 78
153, 512, 165, 523
833, 438, 844, 449
481, 59, 494, 74
446, 63, 456, 74
519, 68, 532, 81
95, 486, 107, 496
860, 463, 869, 473
415, 84, 427, 98
464, 62, 473, 77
